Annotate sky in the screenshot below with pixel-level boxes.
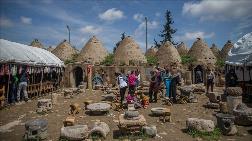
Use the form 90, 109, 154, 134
0, 0, 252, 53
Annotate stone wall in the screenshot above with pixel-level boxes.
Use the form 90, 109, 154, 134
63, 63, 151, 88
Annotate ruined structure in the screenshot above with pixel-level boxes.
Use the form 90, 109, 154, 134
114, 36, 147, 65
52, 39, 77, 61
76, 36, 108, 64
47, 46, 54, 52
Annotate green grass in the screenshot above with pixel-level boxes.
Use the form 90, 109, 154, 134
187, 128, 221, 141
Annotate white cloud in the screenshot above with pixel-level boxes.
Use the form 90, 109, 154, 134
0, 17, 14, 27
99, 8, 124, 21
133, 13, 144, 22
134, 21, 158, 36
182, 0, 252, 21
175, 31, 215, 41
80, 25, 102, 34
20, 16, 32, 24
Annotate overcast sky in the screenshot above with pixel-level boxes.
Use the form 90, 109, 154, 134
0, 0, 251, 52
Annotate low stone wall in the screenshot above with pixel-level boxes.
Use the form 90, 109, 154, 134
63, 63, 151, 88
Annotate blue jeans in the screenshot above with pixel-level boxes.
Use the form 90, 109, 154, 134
17, 82, 28, 101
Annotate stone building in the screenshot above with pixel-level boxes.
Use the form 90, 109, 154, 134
114, 36, 147, 66
221, 40, 233, 60
176, 42, 189, 56
210, 43, 221, 59
188, 38, 216, 84
52, 39, 77, 61
145, 47, 157, 57
76, 36, 108, 64
30, 39, 44, 48
156, 41, 181, 68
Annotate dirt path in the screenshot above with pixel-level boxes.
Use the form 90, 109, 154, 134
0, 89, 251, 141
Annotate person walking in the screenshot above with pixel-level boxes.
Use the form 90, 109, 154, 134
117, 72, 128, 104
152, 69, 162, 103
206, 70, 215, 94
128, 70, 137, 96
148, 71, 156, 103
16, 66, 29, 104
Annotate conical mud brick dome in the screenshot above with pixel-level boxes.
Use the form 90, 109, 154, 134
114, 36, 147, 65
47, 46, 54, 52
156, 41, 181, 67
30, 39, 44, 48
52, 39, 77, 61
210, 43, 220, 59
77, 36, 108, 64
221, 40, 233, 60
176, 42, 189, 56
145, 47, 157, 57
188, 38, 216, 67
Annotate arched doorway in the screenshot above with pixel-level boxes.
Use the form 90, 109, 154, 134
194, 65, 203, 84
73, 67, 83, 87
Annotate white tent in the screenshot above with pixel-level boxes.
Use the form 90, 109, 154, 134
0, 39, 64, 67
225, 32, 252, 82
226, 32, 252, 66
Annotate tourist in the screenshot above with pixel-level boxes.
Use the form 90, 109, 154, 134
225, 69, 238, 87
162, 66, 172, 97
206, 70, 215, 94
170, 68, 181, 102
92, 71, 103, 88
16, 66, 29, 103
128, 70, 137, 96
116, 71, 128, 104
152, 69, 162, 103
148, 71, 156, 103
196, 68, 203, 83
9, 74, 18, 104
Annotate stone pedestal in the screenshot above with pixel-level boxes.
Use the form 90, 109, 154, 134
227, 96, 242, 114
216, 113, 237, 135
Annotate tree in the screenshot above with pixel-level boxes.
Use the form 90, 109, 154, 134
113, 32, 126, 53
154, 10, 177, 48
154, 38, 161, 48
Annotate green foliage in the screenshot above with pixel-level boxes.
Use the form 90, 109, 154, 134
154, 10, 177, 47
181, 55, 195, 65
101, 54, 114, 66
215, 58, 225, 68
146, 56, 158, 65
187, 128, 221, 141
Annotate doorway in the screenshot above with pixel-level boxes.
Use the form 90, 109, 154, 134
194, 65, 203, 84
73, 67, 83, 87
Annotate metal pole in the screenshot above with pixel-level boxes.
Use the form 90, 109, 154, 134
145, 17, 148, 53
67, 25, 70, 44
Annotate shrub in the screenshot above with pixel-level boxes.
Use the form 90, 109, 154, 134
181, 55, 196, 65
101, 54, 114, 66
146, 56, 158, 65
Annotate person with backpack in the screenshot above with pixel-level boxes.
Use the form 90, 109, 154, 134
116, 71, 128, 104
16, 66, 29, 104
206, 70, 215, 94
128, 70, 137, 96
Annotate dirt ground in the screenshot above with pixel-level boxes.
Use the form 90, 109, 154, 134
0, 87, 251, 141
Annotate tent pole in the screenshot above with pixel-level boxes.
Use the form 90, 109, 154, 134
6, 64, 11, 104
39, 69, 44, 96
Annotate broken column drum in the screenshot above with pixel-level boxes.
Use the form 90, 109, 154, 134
60, 125, 89, 140
36, 99, 52, 113
226, 96, 242, 114
24, 119, 48, 140
87, 103, 111, 115
233, 103, 252, 126
216, 113, 237, 135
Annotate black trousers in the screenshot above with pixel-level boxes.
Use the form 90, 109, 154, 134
149, 88, 158, 102
120, 86, 127, 104
128, 85, 135, 96
207, 80, 214, 93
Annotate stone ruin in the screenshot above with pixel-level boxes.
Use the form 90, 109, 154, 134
36, 99, 52, 114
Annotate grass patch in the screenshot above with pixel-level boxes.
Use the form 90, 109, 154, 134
187, 128, 221, 141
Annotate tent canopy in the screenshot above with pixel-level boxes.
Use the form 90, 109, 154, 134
0, 39, 64, 67
226, 32, 252, 66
